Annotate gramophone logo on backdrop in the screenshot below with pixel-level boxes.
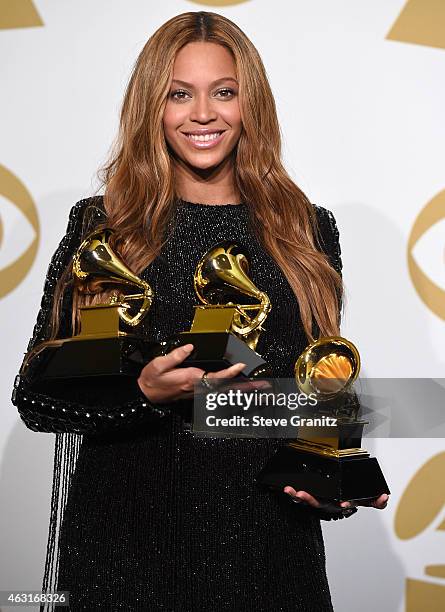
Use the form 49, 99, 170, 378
388, 2, 445, 610
407, 191, 445, 321
0, 3, 42, 297
388, 0, 445, 320
0, 0, 43, 29
395, 453, 445, 611
0, 165, 40, 298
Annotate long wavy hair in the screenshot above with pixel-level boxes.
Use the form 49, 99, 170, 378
49, 10, 342, 346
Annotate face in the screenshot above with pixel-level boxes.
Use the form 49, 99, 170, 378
163, 42, 242, 172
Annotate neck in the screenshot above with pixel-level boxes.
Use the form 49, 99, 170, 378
173, 155, 241, 205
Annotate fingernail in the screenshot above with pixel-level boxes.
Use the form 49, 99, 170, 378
237, 363, 247, 368
183, 344, 194, 351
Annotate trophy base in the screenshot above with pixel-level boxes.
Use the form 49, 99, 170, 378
28, 335, 158, 382
256, 444, 390, 503
164, 331, 272, 378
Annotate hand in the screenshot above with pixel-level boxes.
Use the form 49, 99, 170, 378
137, 343, 266, 404
283, 487, 389, 512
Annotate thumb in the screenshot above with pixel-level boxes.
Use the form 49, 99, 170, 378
155, 343, 195, 374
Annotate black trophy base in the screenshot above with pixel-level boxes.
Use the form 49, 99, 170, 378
256, 444, 390, 503
29, 336, 158, 384
164, 331, 272, 378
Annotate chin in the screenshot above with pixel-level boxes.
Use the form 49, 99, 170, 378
187, 160, 224, 171
181, 151, 232, 171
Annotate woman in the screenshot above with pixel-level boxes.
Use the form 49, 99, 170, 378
12, 11, 388, 612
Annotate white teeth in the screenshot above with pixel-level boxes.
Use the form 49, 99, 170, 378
187, 132, 221, 142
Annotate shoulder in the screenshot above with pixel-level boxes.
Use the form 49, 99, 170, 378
65, 195, 107, 237
312, 204, 340, 246
312, 204, 342, 274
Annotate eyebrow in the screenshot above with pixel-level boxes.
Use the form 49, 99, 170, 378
171, 77, 238, 87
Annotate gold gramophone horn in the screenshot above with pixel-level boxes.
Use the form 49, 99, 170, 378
72, 228, 153, 327
294, 336, 360, 400
194, 241, 271, 347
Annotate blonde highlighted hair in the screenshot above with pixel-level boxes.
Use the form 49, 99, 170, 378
55, 11, 342, 342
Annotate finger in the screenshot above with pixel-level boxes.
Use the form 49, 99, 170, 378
358, 493, 389, 509
283, 486, 298, 497
294, 490, 321, 508
283, 487, 320, 508
180, 367, 210, 384
208, 362, 247, 380
205, 363, 247, 387
373, 494, 389, 509
340, 501, 357, 509
181, 364, 246, 396
154, 344, 195, 374
283, 486, 305, 504
173, 367, 212, 393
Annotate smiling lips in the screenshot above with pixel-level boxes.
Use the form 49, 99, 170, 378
181, 130, 226, 148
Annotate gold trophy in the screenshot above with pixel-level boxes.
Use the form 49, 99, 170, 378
22, 228, 156, 387
162, 241, 272, 378
257, 337, 390, 503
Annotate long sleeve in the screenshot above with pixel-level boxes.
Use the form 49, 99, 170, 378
11, 197, 167, 435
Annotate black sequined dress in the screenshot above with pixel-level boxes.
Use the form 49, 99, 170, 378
12, 196, 355, 611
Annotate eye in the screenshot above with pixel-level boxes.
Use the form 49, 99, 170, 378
215, 88, 235, 98
170, 89, 190, 101
169, 88, 236, 101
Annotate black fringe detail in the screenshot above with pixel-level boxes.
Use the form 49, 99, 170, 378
41, 433, 82, 612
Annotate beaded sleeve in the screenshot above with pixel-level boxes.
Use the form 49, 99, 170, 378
11, 198, 167, 435
314, 204, 343, 276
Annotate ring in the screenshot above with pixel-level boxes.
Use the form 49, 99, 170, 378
200, 372, 214, 390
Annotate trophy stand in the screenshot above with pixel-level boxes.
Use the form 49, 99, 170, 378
22, 228, 157, 390
162, 241, 273, 379
30, 303, 157, 382
256, 417, 390, 503
256, 337, 390, 503
165, 303, 272, 378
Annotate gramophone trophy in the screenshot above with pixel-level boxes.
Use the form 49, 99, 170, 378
163, 241, 272, 379
22, 228, 156, 387
256, 337, 390, 503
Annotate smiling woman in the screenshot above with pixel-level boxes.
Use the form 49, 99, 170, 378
163, 43, 242, 187
11, 10, 387, 612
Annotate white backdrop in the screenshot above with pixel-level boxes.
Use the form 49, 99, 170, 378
1, 1, 444, 611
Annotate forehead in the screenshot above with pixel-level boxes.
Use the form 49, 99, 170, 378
171, 42, 237, 83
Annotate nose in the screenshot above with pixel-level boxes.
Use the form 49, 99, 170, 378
189, 92, 217, 123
